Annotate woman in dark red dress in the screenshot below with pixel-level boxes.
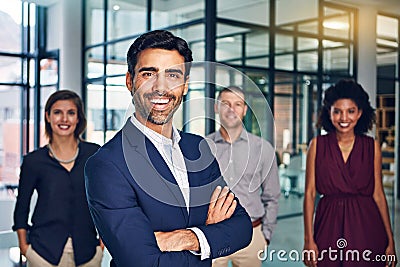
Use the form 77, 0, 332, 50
303, 80, 397, 267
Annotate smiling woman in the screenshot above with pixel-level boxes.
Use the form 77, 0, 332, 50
44, 90, 87, 144
303, 80, 397, 267
12, 90, 103, 267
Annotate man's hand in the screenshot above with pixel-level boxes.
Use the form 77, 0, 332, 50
206, 186, 236, 225
154, 229, 199, 252
154, 186, 236, 252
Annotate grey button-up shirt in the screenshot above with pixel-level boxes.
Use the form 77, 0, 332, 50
206, 129, 280, 241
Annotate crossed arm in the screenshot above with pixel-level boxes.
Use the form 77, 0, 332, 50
155, 185, 237, 252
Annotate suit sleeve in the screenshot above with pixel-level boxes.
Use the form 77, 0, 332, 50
196, 158, 253, 259
85, 155, 200, 267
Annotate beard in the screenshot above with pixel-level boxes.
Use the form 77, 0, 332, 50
133, 91, 183, 125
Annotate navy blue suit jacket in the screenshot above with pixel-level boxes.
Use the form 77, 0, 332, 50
85, 120, 252, 267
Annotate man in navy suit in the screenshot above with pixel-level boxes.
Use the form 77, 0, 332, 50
84, 30, 252, 267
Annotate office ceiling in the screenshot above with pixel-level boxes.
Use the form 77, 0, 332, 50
329, 0, 400, 15
26, 0, 400, 15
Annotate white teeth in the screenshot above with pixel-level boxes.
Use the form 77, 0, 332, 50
339, 123, 350, 127
151, 98, 169, 104
59, 125, 69, 129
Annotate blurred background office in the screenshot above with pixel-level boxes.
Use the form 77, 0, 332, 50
0, 0, 399, 266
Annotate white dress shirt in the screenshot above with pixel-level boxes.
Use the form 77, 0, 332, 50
131, 115, 211, 260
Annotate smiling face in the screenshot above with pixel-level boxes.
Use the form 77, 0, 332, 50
126, 48, 188, 129
45, 99, 79, 140
329, 98, 362, 135
216, 90, 248, 130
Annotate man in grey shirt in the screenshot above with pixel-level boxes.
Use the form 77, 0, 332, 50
207, 86, 280, 267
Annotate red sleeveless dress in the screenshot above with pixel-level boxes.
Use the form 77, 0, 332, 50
314, 133, 388, 266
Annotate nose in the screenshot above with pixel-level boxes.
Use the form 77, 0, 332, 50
340, 111, 348, 121
61, 113, 68, 122
153, 72, 168, 94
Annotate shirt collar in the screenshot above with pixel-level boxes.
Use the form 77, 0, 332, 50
130, 114, 181, 146
215, 128, 248, 143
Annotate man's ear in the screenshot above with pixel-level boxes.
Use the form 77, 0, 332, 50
214, 102, 219, 113
183, 76, 189, 96
126, 72, 133, 94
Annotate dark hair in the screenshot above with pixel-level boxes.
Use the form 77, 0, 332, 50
317, 79, 376, 134
217, 86, 246, 102
127, 30, 193, 79
45, 90, 87, 142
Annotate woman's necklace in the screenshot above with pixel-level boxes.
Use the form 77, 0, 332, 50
48, 141, 79, 164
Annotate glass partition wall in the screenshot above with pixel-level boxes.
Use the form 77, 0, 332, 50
0, 2, 58, 186
0, 3, 58, 265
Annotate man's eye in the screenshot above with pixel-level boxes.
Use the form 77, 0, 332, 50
142, 72, 155, 78
167, 73, 181, 79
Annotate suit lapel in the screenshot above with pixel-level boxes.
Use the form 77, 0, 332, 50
122, 120, 189, 222
179, 133, 226, 222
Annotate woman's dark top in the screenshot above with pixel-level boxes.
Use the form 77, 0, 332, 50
314, 133, 388, 266
13, 141, 101, 265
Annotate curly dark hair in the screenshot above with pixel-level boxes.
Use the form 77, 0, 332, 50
44, 90, 87, 142
317, 79, 376, 134
127, 30, 193, 80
